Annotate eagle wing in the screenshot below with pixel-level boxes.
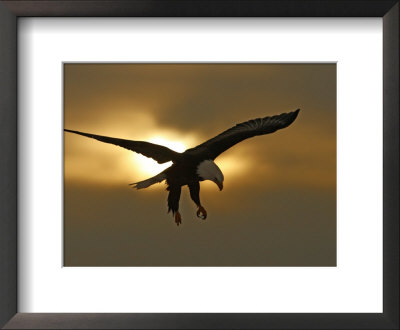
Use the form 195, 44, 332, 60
186, 109, 300, 160
64, 129, 180, 164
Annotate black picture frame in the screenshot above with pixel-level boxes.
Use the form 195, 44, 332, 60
0, 1, 398, 329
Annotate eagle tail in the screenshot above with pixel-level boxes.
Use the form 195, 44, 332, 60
129, 172, 166, 189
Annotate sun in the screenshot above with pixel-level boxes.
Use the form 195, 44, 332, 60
132, 137, 186, 177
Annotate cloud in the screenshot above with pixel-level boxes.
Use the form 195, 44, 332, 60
64, 63, 336, 266
65, 183, 336, 266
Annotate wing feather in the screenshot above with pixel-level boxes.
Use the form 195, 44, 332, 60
186, 109, 300, 160
64, 129, 180, 164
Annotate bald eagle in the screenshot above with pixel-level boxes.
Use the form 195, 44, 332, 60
65, 109, 299, 225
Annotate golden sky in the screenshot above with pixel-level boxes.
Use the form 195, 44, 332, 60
64, 63, 336, 266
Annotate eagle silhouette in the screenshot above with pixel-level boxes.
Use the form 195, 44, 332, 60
65, 109, 300, 225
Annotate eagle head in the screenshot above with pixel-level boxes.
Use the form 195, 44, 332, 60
196, 160, 224, 191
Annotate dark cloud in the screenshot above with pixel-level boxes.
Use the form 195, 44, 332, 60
65, 183, 336, 266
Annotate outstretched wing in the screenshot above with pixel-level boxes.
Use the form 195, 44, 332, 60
64, 129, 180, 164
186, 109, 300, 160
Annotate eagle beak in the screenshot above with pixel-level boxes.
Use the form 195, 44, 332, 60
217, 181, 223, 191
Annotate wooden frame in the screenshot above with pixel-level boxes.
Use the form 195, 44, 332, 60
0, 1, 398, 329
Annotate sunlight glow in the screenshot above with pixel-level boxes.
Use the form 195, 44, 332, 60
132, 137, 186, 177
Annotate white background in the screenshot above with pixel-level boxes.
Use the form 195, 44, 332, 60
18, 18, 383, 313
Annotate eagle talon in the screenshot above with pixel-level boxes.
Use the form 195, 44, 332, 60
196, 206, 207, 220
175, 212, 182, 226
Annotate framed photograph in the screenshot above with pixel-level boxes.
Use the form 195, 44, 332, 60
0, 1, 398, 329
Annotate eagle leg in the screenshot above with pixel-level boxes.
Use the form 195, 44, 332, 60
188, 182, 207, 220
175, 211, 182, 226
167, 185, 182, 226
196, 206, 207, 220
